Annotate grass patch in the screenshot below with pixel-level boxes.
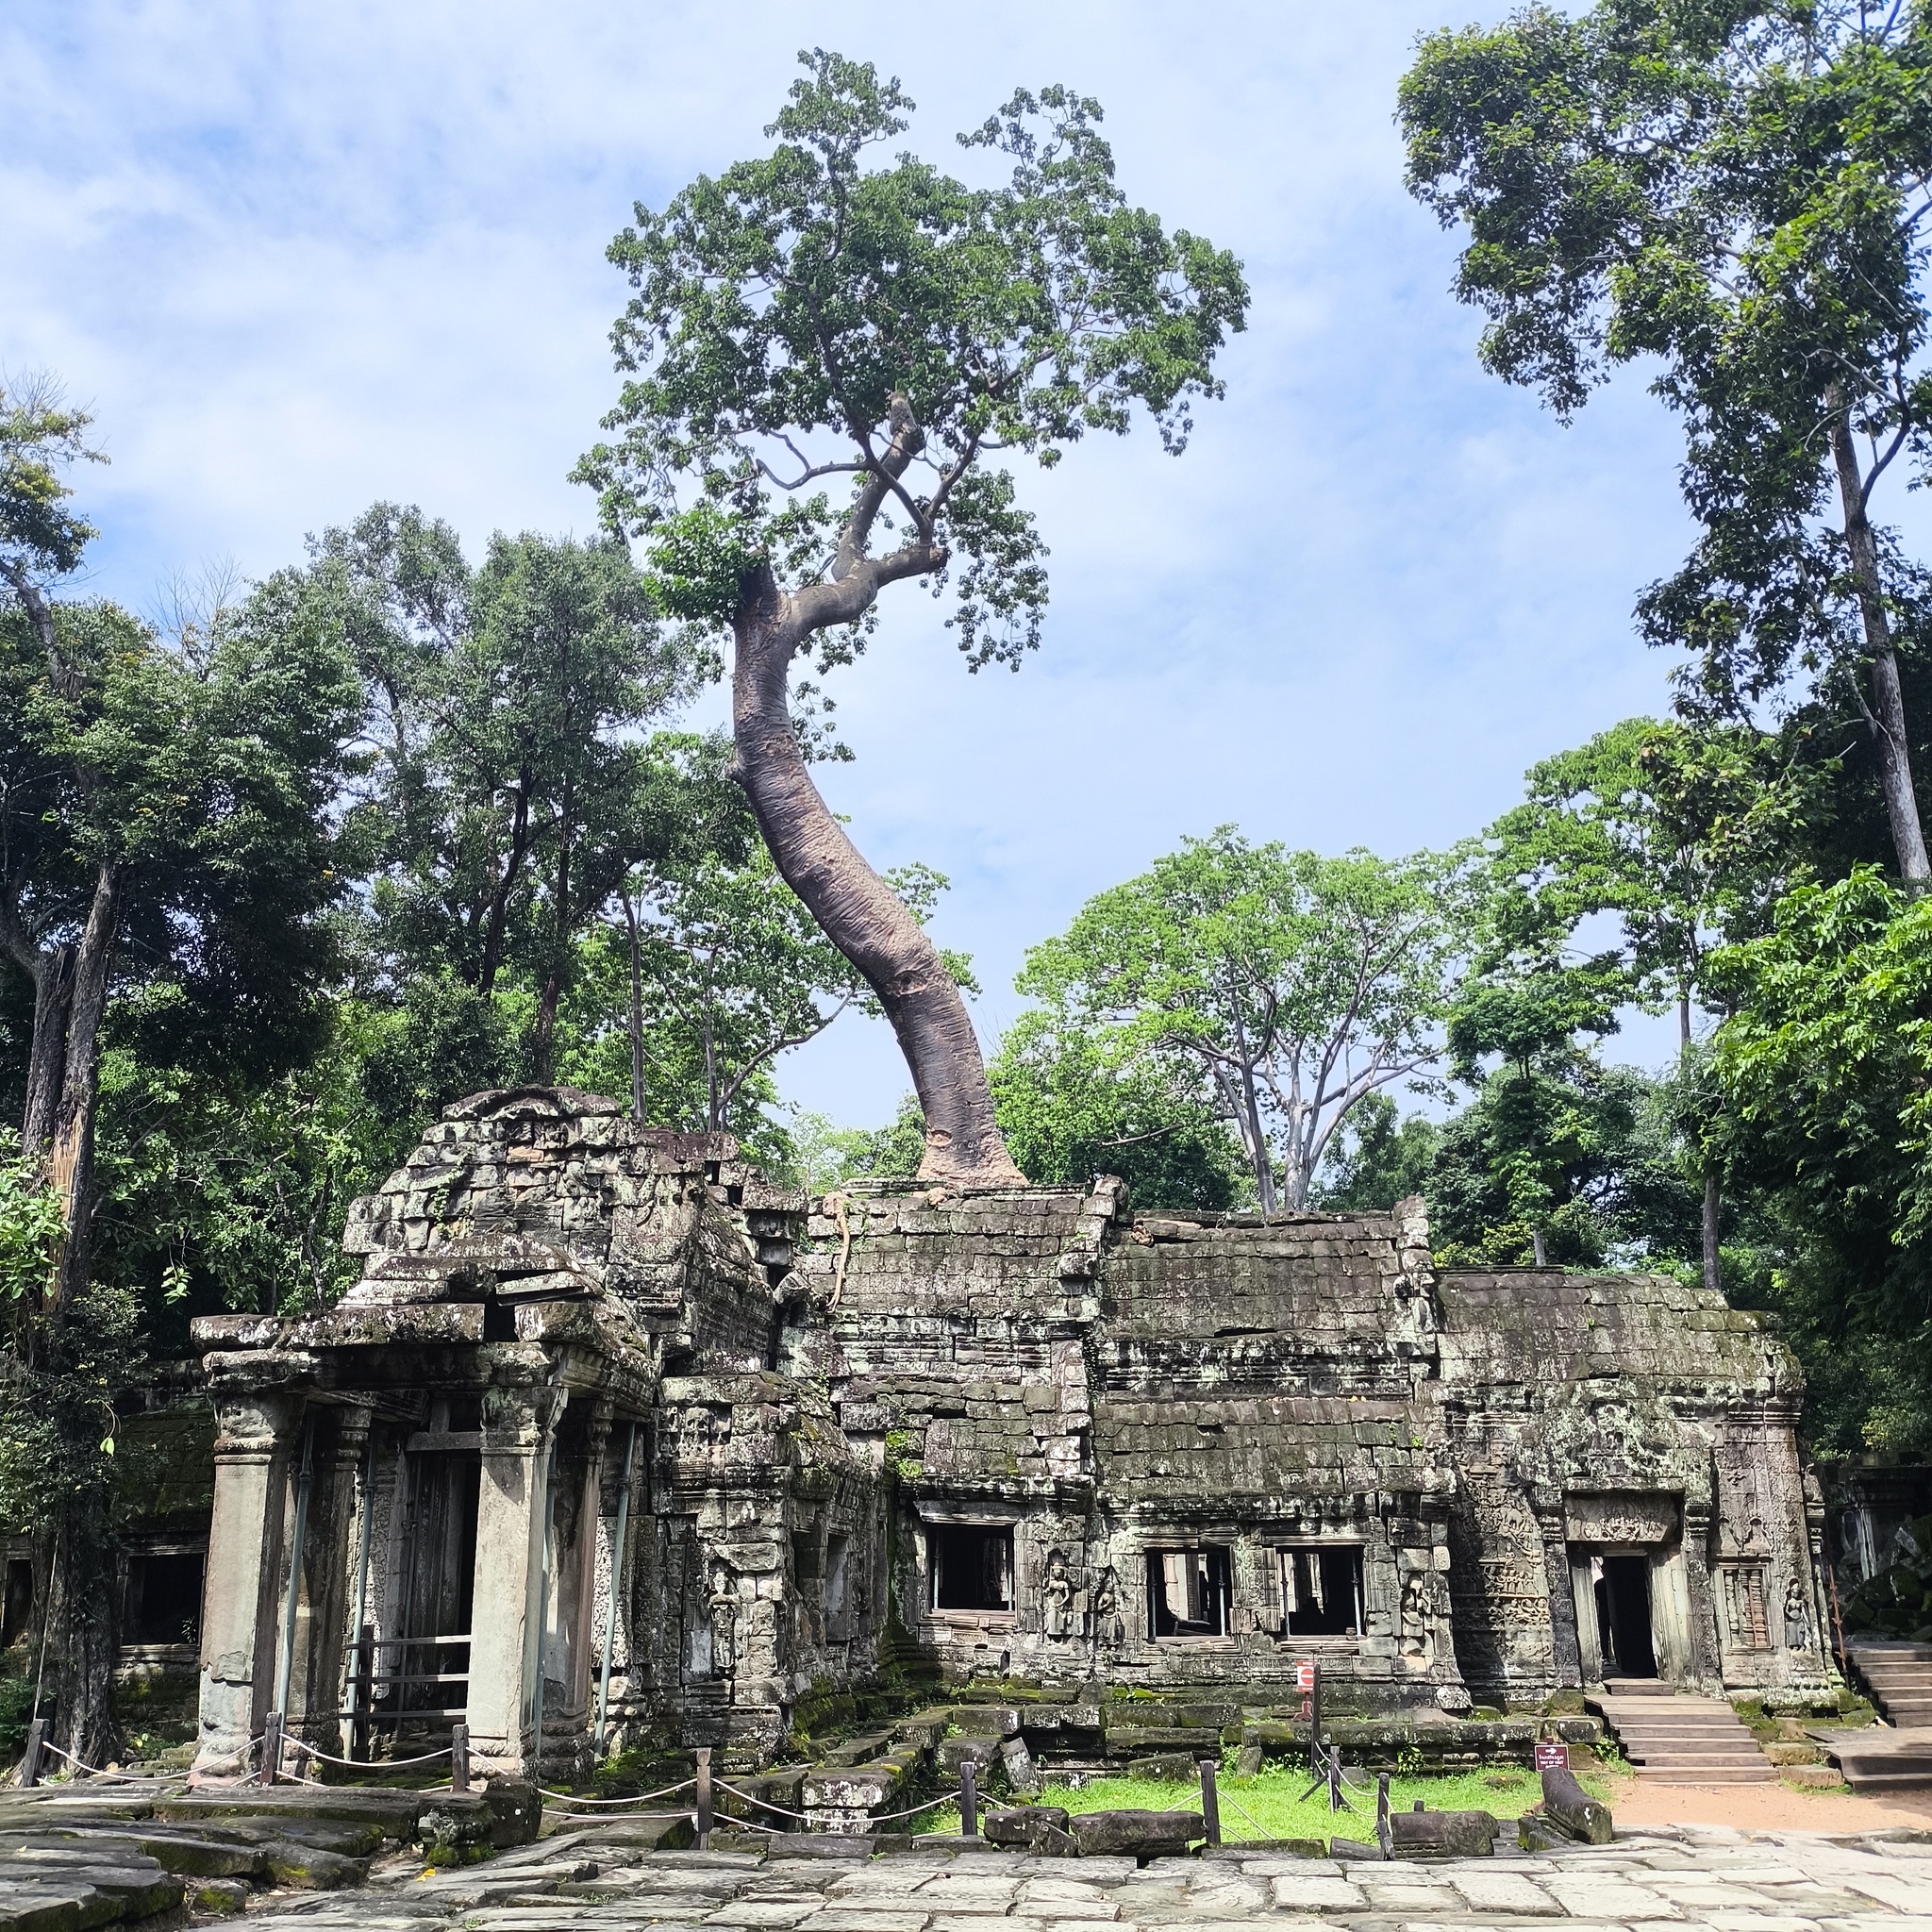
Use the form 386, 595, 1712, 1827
913, 1761, 1624, 1849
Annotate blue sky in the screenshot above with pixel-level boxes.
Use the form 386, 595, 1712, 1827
4, 0, 1701, 1125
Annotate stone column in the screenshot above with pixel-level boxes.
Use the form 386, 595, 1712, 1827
1682, 1497, 1723, 1689
466, 1379, 562, 1775
195, 1390, 304, 1774
1535, 1492, 1581, 1690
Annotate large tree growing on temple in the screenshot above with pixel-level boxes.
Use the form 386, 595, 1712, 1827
1401, 3, 1932, 885
575, 51, 1247, 1182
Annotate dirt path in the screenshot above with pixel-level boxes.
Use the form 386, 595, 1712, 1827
1604, 1770, 1932, 1834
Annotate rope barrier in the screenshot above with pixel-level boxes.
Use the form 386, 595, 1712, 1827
536, 1777, 696, 1807
287, 1739, 453, 1770
37, 1742, 178, 1787
1217, 1788, 1278, 1842
864, 1790, 958, 1823
712, 1778, 812, 1823
712, 1776, 956, 1827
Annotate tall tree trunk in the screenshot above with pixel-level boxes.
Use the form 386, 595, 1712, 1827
1702, 1170, 1722, 1298
623, 894, 646, 1122
1680, 993, 1723, 1297
1828, 399, 1931, 884
730, 562, 1022, 1186
533, 778, 574, 1083
477, 772, 532, 996
46, 865, 117, 1315
20, 942, 74, 1152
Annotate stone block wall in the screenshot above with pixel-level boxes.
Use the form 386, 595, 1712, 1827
185, 1090, 1832, 1784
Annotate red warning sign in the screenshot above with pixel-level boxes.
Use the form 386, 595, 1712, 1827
1534, 1740, 1570, 1772
1296, 1660, 1317, 1691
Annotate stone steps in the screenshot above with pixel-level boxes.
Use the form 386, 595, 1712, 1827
1848, 1640, 1932, 1729
1590, 1690, 1777, 1785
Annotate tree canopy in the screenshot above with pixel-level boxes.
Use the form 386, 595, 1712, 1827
574, 51, 1247, 1183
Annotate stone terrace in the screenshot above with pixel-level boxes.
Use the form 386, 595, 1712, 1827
239, 1828, 1932, 1932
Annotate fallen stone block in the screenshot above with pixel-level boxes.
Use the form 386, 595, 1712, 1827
259, 1841, 372, 1890
1387, 1807, 1497, 1859
188, 1876, 251, 1914
982, 1806, 1071, 1850
1066, 1808, 1202, 1861
1538, 1765, 1611, 1844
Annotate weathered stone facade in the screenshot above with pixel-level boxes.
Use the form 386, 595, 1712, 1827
189, 1088, 1830, 1779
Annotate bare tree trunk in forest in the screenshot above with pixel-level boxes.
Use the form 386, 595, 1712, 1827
727, 396, 1023, 1186
533, 777, 574, 1081
623, 894, 646, 1122
1680, 993, 1723, 1298
1828, 397, 1932, 885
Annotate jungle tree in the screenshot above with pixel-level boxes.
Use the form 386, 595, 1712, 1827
1010, 831, 1461, 1211
575, 51, 1247, 1182
1402, 3, 1932, 884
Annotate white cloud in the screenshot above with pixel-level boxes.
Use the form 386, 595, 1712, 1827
5, 0, 1706, 1123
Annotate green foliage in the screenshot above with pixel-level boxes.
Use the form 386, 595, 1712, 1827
1705, 868, 1932, 1447
0, 374, 104, 590
0, 1279, 142, 1535
1311, 1092, 1441, 1213
575, 49, 1248, 670
991, 1010, 1245, 1208
1012, 830, 1460, 1209
0, 1132, 61, 1315
1400, 5, 1932, 736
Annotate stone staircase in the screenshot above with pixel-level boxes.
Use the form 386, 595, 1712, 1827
1847, 1639, 1932, 1727
1590, 1682, 1776, 1784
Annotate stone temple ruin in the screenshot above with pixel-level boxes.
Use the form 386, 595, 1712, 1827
185, 1086, 1830, 1787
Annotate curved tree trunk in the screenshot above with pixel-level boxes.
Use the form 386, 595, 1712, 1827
730, 562, 1023, 1185
1828, 400, 1931, 885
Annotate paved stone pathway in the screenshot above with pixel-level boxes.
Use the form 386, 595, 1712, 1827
247, 1828, 1932, 1932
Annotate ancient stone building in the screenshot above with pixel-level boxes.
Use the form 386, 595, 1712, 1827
188, 1088, 1831, 1779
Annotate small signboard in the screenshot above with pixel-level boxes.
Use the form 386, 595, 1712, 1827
1296, 1660, 1317, 1691
1534, 1740, 1571, 1772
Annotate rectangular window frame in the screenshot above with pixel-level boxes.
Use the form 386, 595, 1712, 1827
1145, 1543, 1234, 1641
928, 1522, 1015, 1625
1274, 1542, 1367, 1640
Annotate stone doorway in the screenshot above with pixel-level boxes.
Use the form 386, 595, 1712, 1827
1595, 1553, 1657, 1678
1565, 1492, 1693, 1688
375, 1446, 478, 1747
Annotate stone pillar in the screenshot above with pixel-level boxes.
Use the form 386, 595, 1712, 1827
466, 1380, 562, 1775
195, 1390, 304, 1774
1535, 1493, 1581, 1690
1682, 1497, 1722, 1689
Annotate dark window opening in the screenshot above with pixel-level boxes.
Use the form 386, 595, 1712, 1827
1597, 1554, 1657, 1677
1280, 1547, 1364, 1637
791, 1532, 822, 1581
443, 1395, 482, 1433
932, 1524, 1012, 1611
1146, 1546, 1232, 1638
125, 1551, 205, 1647
2, 1560, 31, 1649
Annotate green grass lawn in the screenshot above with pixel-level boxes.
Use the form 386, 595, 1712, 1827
913, 1760, 1625, 1850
